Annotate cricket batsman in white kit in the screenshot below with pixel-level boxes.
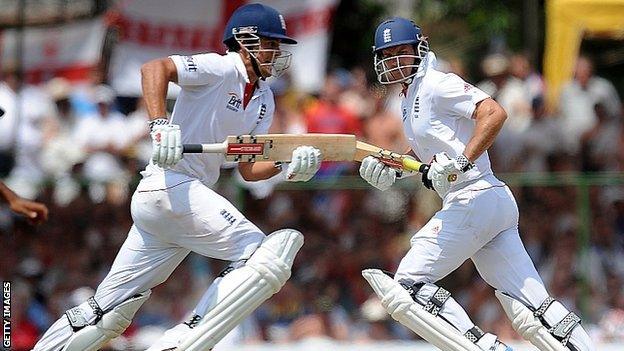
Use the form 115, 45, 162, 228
32, 4, 322, 351
359, 18, 594, 351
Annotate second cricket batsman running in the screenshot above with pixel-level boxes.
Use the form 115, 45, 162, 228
32, 4, 322, 351
359, 17, 594, 351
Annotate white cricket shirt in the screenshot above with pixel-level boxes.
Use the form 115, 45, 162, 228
147, 52, 275, 186
401, 52, 503, 192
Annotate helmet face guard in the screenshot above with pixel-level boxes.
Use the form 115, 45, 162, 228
373, 38, 429, 85
372, 17, 429, 85
233, 26, 292, 78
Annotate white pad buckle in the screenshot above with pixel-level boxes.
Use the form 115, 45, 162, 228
63, 290, 151, 351
496, 291, 570, 351
533, 296, 581, 346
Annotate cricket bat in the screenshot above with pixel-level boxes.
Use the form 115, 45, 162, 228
182, 134, 427, 173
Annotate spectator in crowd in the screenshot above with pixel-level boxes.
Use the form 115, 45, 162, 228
580, 103, 623, 172
2, 77, 57, 199
363, 93, 408, 153
519, 96, 564, 172
0, 69, 19, 176
305, 70, 362, 137
304, 70, 362, 180
559, 55, 622, 153
40, 78, 85, 178
477, 53, 532, 171
509, 52, 545, 103
73, 84, 129, 202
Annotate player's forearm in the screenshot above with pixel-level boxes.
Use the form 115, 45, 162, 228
238, 162, 282, 181
0, 181, 18, 205
141, 58, 177, 119
463, 98, 507, 162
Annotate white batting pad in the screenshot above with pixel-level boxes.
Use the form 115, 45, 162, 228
178, 229, 303, 351
362, 269, 481, 351
63, 290, 151, 351
496, 291, 570, 351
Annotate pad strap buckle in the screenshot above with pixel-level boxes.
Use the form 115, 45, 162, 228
534, 296, 580, 346
423, 287, 451, 317
65, 297, 103, 331
464, 326, 485, 343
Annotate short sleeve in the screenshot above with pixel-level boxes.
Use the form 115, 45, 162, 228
434, 73, 490, 119
169, 53, 226, 86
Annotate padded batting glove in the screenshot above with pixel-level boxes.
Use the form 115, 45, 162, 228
285, 146, 322, 182
359, 156, 396, 191
150, 118, 182, 169
426, 152, 473, 198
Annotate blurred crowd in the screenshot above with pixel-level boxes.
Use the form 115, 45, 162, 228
1, 50, 624, 349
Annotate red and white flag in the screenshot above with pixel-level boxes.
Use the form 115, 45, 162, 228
107, 0, 338, 96
0, 18, 106, 82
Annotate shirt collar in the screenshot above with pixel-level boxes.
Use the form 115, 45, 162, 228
228, 51, 269, 91
403, 51, 436, 96
415, 51, 436, 79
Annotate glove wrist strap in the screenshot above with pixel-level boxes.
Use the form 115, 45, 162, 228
148, 118, 169, 132
455, 154, 474, 173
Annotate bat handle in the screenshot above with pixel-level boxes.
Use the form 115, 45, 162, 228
402, 158, 428, 173
182, 144, 203, 153
182, 142, 228, 154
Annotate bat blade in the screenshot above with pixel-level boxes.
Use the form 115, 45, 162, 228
223, 134, 357, 162
182, 134, 426, 173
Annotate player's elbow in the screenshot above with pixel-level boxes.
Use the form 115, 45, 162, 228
479, 98, 507, 126
494, 102, 507, 125
239, 171, 257, 181
238, 163, 259, 181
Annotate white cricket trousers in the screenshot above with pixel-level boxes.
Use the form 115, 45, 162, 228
395, 182, 550, 332
33, 171, 265, 350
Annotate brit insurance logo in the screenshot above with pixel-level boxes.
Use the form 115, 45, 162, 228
183, 56, 197, 72
226, 92, 242, 112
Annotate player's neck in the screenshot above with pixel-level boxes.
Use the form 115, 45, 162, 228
400, 83, 410, 96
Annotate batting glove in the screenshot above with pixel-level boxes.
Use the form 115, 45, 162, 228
427, 152, 473, 198
285, 146, 322, 182
359, 156, 396, 191
150, 119, 182, 168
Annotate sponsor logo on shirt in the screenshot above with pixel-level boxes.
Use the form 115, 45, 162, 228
220, 209, 237, 225
463, 82, 474, 93
226, 92, 242, 112
413, 97, 420, 118
257, 103, 267, 123
183, 56, 197, 72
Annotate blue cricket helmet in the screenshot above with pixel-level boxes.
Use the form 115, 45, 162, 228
373, 17, 423, 53
223, 3, 297, 46
372, 17, 429, 84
